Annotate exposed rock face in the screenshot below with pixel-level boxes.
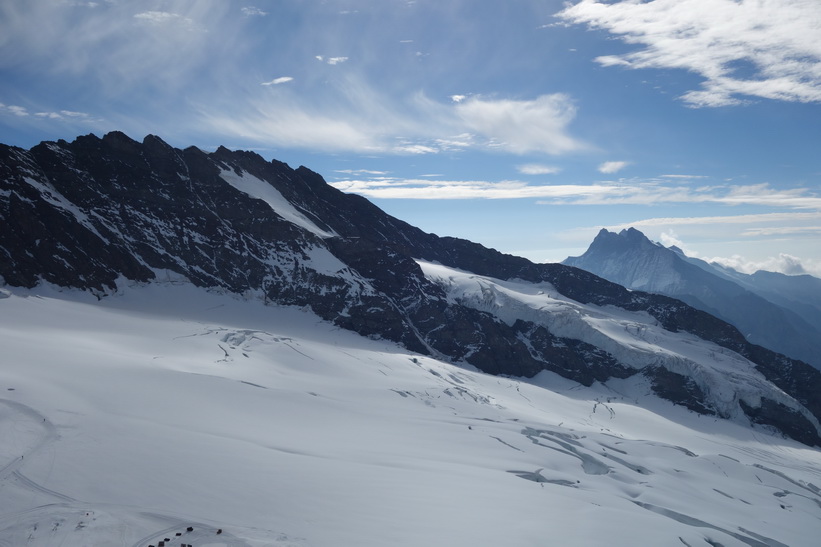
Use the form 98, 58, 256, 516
3, 132, 820, 446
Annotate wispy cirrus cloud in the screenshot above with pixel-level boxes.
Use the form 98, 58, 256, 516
133, 11, 197, 28
517, 164, 561, 175
331, 178, 590, 200
557, 0, 821, 107
661, 174, 709, 180
608, 212, 821, 230
199, 88, 586, 156
332, 174, 821, 210
1, 3, 586, 158
539, 180, 821, 209
335, 169, 390, 176
0, 1, 236, 93
740, 225, 821, 237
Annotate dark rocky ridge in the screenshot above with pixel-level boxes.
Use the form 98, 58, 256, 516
3, 132, 820, 447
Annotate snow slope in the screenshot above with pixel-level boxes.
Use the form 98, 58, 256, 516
219, 168, 337, 238
419, 261, 818, 428
1, 281, 820, 546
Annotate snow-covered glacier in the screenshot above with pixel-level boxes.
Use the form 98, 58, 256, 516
1, 280, 820, 546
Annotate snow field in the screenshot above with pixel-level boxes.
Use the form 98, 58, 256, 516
1, 281, 820, 546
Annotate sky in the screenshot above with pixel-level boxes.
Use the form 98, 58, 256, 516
1, 0, 820, 276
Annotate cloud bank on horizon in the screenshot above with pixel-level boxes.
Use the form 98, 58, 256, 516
0, 0, 819, 275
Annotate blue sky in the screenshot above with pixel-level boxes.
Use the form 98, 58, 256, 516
2, 0, 820, 275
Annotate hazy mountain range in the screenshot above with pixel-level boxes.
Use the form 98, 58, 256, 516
563, 227, 821, 370
2, 133, 820, 545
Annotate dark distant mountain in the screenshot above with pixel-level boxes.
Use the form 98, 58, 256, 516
563, 228, 821, 370
3, 132, 821, 447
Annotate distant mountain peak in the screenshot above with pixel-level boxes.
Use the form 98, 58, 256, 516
564, 227, 821, 372
586, 227, 661, 253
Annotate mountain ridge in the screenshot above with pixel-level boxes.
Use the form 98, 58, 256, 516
564, 227, 821, 370
3, 132, 821, 447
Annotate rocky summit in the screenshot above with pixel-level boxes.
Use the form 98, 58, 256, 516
3, 132, 821, 446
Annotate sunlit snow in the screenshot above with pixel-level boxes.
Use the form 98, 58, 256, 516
219, 168, 337, 238
1, 281, 820, 546
418, 260, 817, 426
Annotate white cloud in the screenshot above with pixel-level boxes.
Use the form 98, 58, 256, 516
558, 0, 821, 107
332, 176, 664, 200
6, 105, 29, 117
707, 253, 821, 277
241, 7, 267, 17
454, 94, 586, 155
33, 109, 94, 121
450, 95, 466, 103
1, 100, 101, 124
658, 230, 690, 252
316, 55, 349, 65
261, 77, 293, 86
598, 161, 628, 174
516, 164, 561, 175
